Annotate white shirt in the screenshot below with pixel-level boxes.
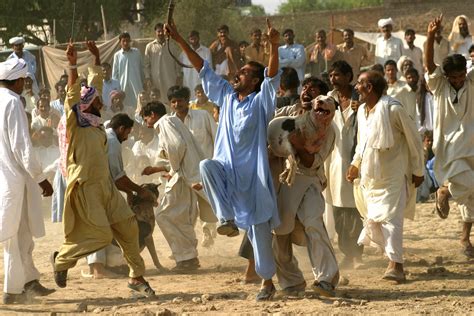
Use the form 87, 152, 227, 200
170, 109, 217, 159
0, 87, 46, 241
181, 45, 212, 100
102, 78, 121, 109
278, 43, 306, 81
375, 35, 404, 65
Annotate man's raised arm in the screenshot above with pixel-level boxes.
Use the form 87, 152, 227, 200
266, 18, 279, 78
165, 20, 204, 72
425, 14, 443, 74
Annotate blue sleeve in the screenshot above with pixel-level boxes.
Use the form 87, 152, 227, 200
199, 61, 233, 108
107, 137, 126, 180
253, 68, 281, 124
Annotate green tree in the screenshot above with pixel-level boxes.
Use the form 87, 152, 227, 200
147, 0, 250, 47
278, 0, 383, 14
0, 0, 167, 46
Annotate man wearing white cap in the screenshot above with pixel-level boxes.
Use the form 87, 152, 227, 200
7, 36, 39, 94
0, 58, 54, 304
375, 18, 404, 66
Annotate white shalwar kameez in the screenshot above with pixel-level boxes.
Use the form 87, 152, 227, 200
426, 67, 474, 222
154, 116, 213, 262
352, 96, 424, 263
0, 87, 47, 294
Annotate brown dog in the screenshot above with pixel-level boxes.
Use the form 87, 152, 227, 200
130, 183, 167, 273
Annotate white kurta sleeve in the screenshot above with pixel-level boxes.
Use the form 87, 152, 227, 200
392, 104, 425, 177
8, 100, 45, 183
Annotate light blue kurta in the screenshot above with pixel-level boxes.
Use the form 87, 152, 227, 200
199, 61, 281, 229
112, 48, 144, 108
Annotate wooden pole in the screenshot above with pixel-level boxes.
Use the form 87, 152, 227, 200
101, 5, 108, 41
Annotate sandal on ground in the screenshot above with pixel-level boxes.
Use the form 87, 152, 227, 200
382, 268, 406, 283
51, 251, 68, 288
311, 280, 335, 297
256, 284, 276, 301
127, 281, 155, 297
281, 281, 306, 296
435, 188, 450, 219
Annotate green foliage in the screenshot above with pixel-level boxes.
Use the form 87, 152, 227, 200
0, 0, 167, 46
278, 0, 384, 14
147, 0, 252, 47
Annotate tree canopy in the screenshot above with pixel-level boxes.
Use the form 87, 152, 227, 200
278, 0, 384, 14
0, 0, 167, 46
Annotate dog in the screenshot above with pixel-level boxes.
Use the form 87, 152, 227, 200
130, 183, 167, 273
267, 95, 336, 186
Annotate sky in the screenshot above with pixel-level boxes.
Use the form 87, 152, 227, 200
252, 0, 284, 15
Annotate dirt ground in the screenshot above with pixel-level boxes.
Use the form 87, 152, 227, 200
0, 198, 473, 315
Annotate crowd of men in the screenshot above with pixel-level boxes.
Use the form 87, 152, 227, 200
0, 12, 472, 305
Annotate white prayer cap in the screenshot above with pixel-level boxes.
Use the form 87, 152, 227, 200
0, 58, 28, 81
9, 36, 25, 45
378, 17, 394, 28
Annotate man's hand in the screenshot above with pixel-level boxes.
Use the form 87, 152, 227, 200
346, 165, 359, 183
164, 19, 181, 41
86, 40, 101, 66
66, 38, 77, 65
142, 166, 157, 176
412, 175, 424, 188
350, 100, 361, 111
266, 18, 280, 46
38, 179, 53, 197
427, 14, 443, 37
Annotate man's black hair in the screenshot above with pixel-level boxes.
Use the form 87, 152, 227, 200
119, 32, 131, 40
247, 61, 265, 93
343, 28, 354, 36
365, 70, 387, 98
154, 23, 164, 31
282, 29, 294, 36
280, 67, 300, 91
405, 28, 415, 36
189, 30, 199, 38
167, 85, 191, 101
301, 76, 330, 95
384, 59, 397, 69
329, 60, 354, 82
404, 67, 419, 78
442, 54, 467, 74
109, 113, 134, 130
141, 101, 167, 118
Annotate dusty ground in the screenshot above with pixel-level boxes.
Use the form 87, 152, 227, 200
0, 198, 473, 315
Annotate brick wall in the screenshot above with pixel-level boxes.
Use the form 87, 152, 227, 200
244, 1, 474, 46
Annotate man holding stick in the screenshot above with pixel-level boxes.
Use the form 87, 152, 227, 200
165, 18, 281, 301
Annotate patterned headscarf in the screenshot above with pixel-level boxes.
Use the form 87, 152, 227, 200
72, 84, 102, 127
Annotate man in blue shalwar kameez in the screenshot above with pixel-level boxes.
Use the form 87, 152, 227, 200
166, 19, 281, 301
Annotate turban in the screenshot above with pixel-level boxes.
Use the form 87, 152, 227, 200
109, 89, 125, 101
79, 85, 100, 111
0, 58, 28, 81
9, 36, 25, 45
378, 17, 394, 28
